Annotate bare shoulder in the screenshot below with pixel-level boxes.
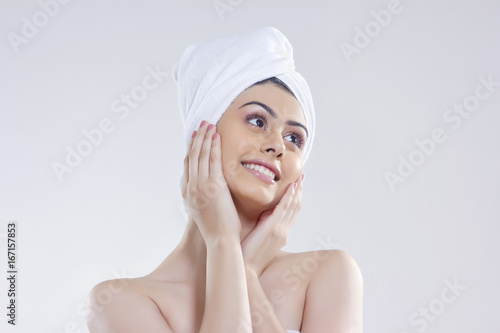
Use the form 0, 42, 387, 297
264, 249, 362, 295
277, 248, 362, 278
312, 249, 363, 279
292, 248, 363, 291
296, 249, 364, 332
86, 278, 173, 333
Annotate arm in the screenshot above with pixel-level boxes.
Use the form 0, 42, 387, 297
201, 235, 252, 333
184, 122, 252, 332
301, 250, 364, 333
245, 267, 288, 333
240, 174, 304, 332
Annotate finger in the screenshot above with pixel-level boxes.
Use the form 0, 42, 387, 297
272, 182, 296, 222
282, 176, 303, 227
189, 121, 208, 185
210, 129, 223, 179
284, 204, 300, 232
182, 130, 197, 197
198, 124, 216, 182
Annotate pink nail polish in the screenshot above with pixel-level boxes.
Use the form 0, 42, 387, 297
192, 130, 197, 138
199, 120, 206, 128
302, 174, 305, 182
207, 124, 214, 131
212, 132, 218, 140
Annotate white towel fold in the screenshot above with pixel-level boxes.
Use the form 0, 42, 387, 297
172, 26, 315, 165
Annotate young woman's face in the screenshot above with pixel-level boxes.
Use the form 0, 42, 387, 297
216, 82, 308, 210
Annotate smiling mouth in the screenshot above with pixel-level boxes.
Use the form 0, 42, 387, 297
241, 162, 279, 182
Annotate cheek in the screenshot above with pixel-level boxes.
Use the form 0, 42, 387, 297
219, 133, 244, 179
219, 129, 259, 184
284, 158, 302, 182
220, 128, 254, 159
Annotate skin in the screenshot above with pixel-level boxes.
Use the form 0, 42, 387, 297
86, 82, 364, 333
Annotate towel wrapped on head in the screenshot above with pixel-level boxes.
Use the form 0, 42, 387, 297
172, 26, 315, 165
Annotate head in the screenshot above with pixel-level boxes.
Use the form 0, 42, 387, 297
175, 27, 316, 217
215, 77, 307, 211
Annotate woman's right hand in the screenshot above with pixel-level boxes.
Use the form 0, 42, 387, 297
181, 121, 241, 243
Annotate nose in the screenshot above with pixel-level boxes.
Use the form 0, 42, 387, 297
261, 131, 285, 159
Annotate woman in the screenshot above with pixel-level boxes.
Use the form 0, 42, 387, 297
87, 27, 363, 333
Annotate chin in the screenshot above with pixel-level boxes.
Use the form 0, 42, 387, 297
228, 181, 280, 210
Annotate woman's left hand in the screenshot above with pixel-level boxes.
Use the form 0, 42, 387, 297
241, 173, 304, 276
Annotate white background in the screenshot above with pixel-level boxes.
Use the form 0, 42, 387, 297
1, 0, 499, 332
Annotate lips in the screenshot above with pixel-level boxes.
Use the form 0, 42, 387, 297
240, 159, 281, 181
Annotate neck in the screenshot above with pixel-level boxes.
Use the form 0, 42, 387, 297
154, 202, 266, 284
233, 194, 267, 241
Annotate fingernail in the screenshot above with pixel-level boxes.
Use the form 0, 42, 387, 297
192, 130, 197, 138
207, 124, 214, 131
302, 174, 305, 182
199, 120, 206, 128
212, 132, 218, 140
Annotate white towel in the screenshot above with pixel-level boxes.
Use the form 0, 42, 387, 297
172, 26, 315, 166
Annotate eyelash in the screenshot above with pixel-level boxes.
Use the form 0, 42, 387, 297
245, 113, 305, 148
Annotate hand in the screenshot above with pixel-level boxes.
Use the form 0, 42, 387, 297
241, 173, 304, 276
181, 121, 241, 243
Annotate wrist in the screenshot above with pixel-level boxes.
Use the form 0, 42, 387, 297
244, 265, 261, 279
206, 233, 241, 250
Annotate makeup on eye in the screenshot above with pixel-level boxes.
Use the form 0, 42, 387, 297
245, 113, 266, 128
244, 112, 306, 148
238, 101, 309, 138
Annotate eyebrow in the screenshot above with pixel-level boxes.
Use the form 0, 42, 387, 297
238, 101, 308, 138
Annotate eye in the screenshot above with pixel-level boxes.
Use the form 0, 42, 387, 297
245, 113, 267, 128
246, 112, 305, 148
284, 131, 305, 148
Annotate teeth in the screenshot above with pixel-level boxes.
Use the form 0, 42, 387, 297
243, 163, 276, 180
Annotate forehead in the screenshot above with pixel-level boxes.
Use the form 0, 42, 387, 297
229, 82, 306, 125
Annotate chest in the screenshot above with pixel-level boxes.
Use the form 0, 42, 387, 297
150, 272, 308, 333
